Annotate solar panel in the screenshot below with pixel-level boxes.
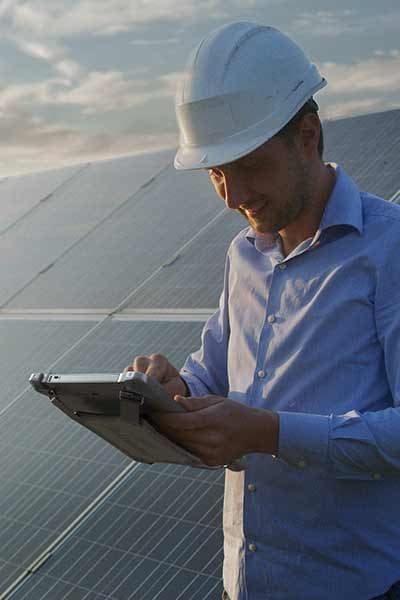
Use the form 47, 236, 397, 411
324, 109, 400, 199
0, 320, 95, 411
6, 167, 221, 310
0, 151, 172, 307
0, 561, 26, 595
0, 319, 207, 597
2, 110, 400, 600
8, 464, 224, 600
0, 163, 84, 236
127, 210, 244, 309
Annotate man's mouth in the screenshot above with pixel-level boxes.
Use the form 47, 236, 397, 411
244, 200, 267, 217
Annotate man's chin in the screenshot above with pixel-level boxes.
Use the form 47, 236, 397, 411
248, 219, 278, 235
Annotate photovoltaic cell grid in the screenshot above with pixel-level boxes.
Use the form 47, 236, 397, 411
0, 563, 26, 597
9, 464, 224, 600
126, 209, 244, 309
1, 110, 400, 600
0, 320, 95, 410
6, 166, 221, 310
0, 149, 173, 308
0, 320, 128, 598
0, 320, 208, 598
324, 109, 400, 200
0, 163, 85, 235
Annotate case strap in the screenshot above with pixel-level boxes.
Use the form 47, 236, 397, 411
119, 389, 144, 428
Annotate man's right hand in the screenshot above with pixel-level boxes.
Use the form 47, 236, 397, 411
124, 353, 188, 399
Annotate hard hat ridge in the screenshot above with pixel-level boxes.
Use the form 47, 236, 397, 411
174, 21, 327, 170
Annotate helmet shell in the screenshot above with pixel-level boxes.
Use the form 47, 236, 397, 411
174, 22, 327, 170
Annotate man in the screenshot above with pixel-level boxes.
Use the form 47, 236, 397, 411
126, 22, 400, 600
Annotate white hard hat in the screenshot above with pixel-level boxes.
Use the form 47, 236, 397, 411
174, 22, 327, 171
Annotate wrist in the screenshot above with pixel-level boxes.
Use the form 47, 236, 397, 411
180, 376, 191, 397
246, 408, 279, 456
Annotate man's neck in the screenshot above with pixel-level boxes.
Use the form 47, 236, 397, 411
279, 163, 336, 257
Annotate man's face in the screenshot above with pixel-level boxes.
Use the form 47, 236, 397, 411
208, 134, 311, 235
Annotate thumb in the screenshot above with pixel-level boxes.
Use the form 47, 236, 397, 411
174, 395, 223, 412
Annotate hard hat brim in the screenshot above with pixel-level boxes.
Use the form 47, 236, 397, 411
174, 130, 278, 171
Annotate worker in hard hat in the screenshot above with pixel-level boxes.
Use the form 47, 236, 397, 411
126, 22, 400, 600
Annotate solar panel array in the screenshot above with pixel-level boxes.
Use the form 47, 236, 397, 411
0, 109, 399, 599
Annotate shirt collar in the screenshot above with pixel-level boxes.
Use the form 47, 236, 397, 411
245, 163, 363, 249
319, 163, 363, 235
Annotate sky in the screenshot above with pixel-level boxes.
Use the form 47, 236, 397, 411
0, 0, 399, 177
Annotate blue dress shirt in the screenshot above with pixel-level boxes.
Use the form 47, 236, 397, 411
181, 165, 400, 600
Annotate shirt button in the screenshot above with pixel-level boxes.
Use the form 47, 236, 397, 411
249, 543, 257, 552
267, 314, 276, 324
279, 263, 287, 270
298, 460, 306, 469
248, 483, 257, 492
373, 473, 381, 480
257, 369, 266, 379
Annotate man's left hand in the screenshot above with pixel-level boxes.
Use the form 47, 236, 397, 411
153, 394, 279, 467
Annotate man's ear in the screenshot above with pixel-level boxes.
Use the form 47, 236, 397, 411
298, 113, 321, 156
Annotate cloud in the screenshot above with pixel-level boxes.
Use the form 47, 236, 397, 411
130, 37, 180, 46
10, 36, 83, 80
318, 52, 400, 119
291, 10, 362, 37
8, 0, 273, 38
0, 105, 176, 176
0, 78, 65, 110
321, 53, 400, 96
291, 8, 400, 38
0, 0, 17, 18
0, 68, 178, 116
10, 0, 221, 37
56, 71, 171, 114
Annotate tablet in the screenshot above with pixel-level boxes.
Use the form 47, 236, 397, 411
29, 371, 186, 417
29, 371, 246, 472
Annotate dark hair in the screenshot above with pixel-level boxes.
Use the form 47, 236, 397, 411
277, 98, 324, 158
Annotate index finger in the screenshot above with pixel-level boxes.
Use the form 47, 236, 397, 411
145, 353, 168, 382
132, 355, 151, 373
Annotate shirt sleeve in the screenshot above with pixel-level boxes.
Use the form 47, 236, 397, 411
278, 240, 400, 480
180, 253, 230, 398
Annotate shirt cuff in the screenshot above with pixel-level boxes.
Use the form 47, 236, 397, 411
277, 411, 331, 472
179, 371, 211, 398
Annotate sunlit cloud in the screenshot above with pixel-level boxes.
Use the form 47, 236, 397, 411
7, 0, 282, 38
322, 53, 400, 95
130, 37, 180, 46
0, 69, 176, 115
0, 0, 17, 18
11, 36, 83, 80
291, 8, 400, 37
318, 52, 400, 119
0, 105, 176, 176
56, 71, 173, 114
10, 0, 230, 37
291, 10, 362, 37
